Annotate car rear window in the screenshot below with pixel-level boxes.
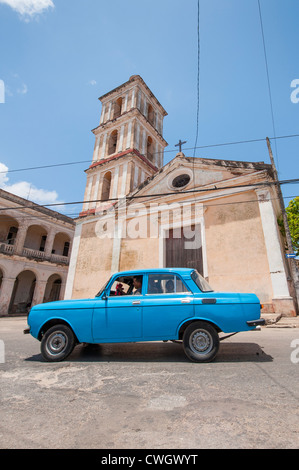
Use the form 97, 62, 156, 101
191, 270, 213, 292
147, 274, 191, 294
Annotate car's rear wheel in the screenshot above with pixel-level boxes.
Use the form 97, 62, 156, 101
41, 324, 75, 362
183, 321, 219, 363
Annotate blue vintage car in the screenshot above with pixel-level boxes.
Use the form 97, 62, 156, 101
24, 268, 265, 363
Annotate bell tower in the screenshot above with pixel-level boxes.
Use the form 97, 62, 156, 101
80, 75, 168, 217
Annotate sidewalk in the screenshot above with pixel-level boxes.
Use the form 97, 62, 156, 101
262, 313, 299, 328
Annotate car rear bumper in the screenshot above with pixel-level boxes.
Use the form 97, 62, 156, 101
246, 319, 265, 327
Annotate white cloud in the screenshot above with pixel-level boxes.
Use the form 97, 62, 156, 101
4, 74, 28, 98
5, 181, 61, 205
0, 162, 64, 207
17, 83, 28, 95
89, 80, 97, 86
0, 163, 9, 186
0, 0, 54, 19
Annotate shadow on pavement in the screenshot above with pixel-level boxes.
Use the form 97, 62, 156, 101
25, 340, 273, 364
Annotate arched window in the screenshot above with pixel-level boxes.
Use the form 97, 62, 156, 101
113, 97, 122, 119
7, 226, 18, 245
147, 104, 155, 126
108, 130, 118, 155
147, 136, 154, 163
101, 172, 112, 201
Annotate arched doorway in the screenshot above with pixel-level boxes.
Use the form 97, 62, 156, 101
9, 270, 36, 314
52, 233, 71, 257
24, 225, 48, 252
0, 215, 19, 247
43, 274, 62, 303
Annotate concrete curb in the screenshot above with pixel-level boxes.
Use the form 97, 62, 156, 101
262, 314, 299, 328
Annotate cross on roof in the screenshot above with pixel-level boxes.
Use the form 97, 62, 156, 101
175, 139, 187, 152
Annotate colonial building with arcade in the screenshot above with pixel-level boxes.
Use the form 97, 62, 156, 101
0, 189, 75, 315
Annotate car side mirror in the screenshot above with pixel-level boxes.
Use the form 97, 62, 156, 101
102, 291, 108, 300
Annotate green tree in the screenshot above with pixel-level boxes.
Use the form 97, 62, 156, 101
286, 196, 299, 256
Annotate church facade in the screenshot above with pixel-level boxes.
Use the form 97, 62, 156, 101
65, 75, 296, 316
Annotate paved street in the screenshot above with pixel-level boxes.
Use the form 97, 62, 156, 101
0, 317, 298, 449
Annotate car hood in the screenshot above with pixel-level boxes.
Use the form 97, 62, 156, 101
237, 293, 260, 304
29, 297, 96, 312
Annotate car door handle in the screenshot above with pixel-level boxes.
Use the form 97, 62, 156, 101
132, 300, 141, 305
181, 299, 191, 303
202, 299, 217, 304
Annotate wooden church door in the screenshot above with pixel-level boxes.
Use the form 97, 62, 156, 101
165, 224, 203, 275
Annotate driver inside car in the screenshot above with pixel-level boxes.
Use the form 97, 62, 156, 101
133, 276, 142, 295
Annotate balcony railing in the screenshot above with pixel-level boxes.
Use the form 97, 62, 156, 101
22, 247, 46, 260
50, 253, 69, 265
0, 242, 69, 265
0, 243, 15, 255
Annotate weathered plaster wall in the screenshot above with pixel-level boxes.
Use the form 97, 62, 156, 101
71, 221, 113, 299
204, 191, 273, 303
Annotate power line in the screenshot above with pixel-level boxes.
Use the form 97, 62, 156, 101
2, 195, 297, 222
193, 0, 200, 158
257, 0, 279, 172
0, 177, 298, 212
1, 133, 299, 176
0, 159, 91, 174
173, 134, 299, 154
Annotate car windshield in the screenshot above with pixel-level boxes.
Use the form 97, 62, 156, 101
95, 278, 111, 297
191, 270, 213, 292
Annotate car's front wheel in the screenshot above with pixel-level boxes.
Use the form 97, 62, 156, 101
183, 321, 219, 363
41, 324, 75, 362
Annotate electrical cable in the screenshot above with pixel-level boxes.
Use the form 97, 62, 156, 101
2, 194, 297, 221
0, 177, 298, 212
257, 0, 279, 172
1, 134, 299, 175
193, 0, 200, 158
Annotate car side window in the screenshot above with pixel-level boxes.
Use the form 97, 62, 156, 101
109, 275, 143, 296
147, 274, 190, 295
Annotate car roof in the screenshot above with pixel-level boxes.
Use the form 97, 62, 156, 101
113, 268, 194, 277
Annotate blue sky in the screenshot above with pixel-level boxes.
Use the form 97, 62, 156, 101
0, 0, 298, 217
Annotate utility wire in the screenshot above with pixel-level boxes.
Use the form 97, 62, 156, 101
0, 160, 91, 174
257, 0, 279, 172
0, 177, 298, 211
192, 0, 201, 214
3, 194, 297, 222
193, 0, 200, 158
1, 134, 299, 176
